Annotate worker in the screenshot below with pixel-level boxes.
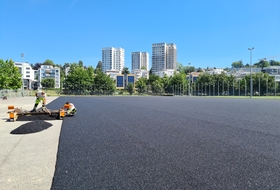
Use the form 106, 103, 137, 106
30, 91, 47, 112
65, 102, 76, 114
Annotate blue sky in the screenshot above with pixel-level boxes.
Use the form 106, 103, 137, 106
1, 0, 279, 71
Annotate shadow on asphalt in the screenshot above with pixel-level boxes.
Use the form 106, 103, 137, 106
10, 120, 53, 134
5, 114, 59, 122
17, 114, 58, 121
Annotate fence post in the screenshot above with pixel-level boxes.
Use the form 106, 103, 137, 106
259, 78, 260, 97
245, 79, 247, 97
266, 78, 268, 98
218, 81, 219, 96
275, 81, 276, 99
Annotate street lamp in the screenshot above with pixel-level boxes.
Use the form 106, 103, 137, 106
21, 53, 24, 95
248, 47, 254, 98
188, 63, 191, 96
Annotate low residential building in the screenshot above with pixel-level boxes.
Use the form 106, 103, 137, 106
115, 74, 136, 89
132, 69, 149, 81
65, 67, 70, 76
228, 68, 261, 79
262, 66, 280, 81
105, 70, 121, 81
188, 72, 203, 83
205, 68, 225, 75
14, 62, 36, 89
154, 69, 176, 77
37, 65, 60, 88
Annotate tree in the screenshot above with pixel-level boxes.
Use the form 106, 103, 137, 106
211, 72, 229, 95
95, 61, 102, 73
183, 66, 195, 74
270, 60, 280, 66
0, 59, 22, 90
93, 70, 115, 94
43, 59, 55, 66
197, 67, 203, 72
244, 72, 276, 95
224, 67, 230, 72
61, 63, 71, 87
126, 83, 134, 95
259, 60, 270, 69
197, 72, 214, 85
30, 63, 42, 70
122, 67, 130, 74
177, 62, 184, 73
140, 66, 147, 70
64, 63, 95, 93
41, 78, 55, 88
63, 63, 70, 70
244, 63, 250, 68
151, 79, 164, 94
161, 74, 172, 93
147, 74, 160, 86
170, 72, 188, 94
231, 60, 244, 68
136, 77, 147, 94
78, 60, 83, 67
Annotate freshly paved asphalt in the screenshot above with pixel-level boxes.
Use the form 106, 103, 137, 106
46, 96, 280, 190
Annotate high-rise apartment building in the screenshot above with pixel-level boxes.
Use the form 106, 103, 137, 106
131, 52, 149, 71
102, 47, 125, 73
152, 43, 177, 73
166, 43, 177, 70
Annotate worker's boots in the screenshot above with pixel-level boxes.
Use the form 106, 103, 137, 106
42, 106, 47, 112
72, 108, 77, 114
30, 109, 36, 112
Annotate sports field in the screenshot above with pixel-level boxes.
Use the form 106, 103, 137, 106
46, 96, 280, 189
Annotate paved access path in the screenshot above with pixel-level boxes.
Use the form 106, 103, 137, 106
0, 96, 61, 190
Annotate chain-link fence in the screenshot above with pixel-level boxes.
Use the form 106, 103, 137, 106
0, 89, 33, 99
62, 86, 114, 96
3, 79, 279, 98
189, 80, 280, 97
135, 80, 280, 98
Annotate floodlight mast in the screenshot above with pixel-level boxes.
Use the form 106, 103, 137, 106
248, 47, 254, 98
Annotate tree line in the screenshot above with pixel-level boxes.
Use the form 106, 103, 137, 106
0, 59, 279, 96
231, 60, 280, 69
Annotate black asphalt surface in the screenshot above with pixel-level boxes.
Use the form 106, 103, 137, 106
48, 96, 280, 190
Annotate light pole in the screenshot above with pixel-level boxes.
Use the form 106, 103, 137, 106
248, 47, 254, 98
188, 63, 191, 96
21, 53, 24, 95
21, 53, 24, 62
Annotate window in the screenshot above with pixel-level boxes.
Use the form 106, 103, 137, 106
127, 76, 135, 84
116, 76, 124, 87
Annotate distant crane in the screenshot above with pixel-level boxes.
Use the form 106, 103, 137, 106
259, 54, 280, 61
